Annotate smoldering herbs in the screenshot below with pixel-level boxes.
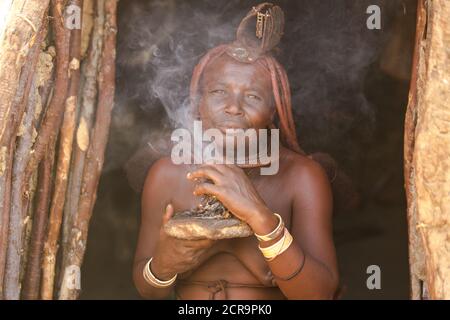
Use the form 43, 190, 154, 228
174, 195, 231, 220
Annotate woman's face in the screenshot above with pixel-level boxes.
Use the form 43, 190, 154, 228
198, 54, 275, 132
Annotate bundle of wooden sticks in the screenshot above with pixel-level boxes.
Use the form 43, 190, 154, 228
0, 0, 117, 300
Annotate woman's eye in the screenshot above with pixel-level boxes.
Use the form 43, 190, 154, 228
247, 94, 261, 100
210, 89, 226, 95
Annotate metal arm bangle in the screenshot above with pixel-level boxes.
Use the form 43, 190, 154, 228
273, 248, 306, 281
254, 213, 284, 242
143, 257, 178, 288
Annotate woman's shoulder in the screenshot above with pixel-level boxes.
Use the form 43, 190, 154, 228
279, 147, 327, 179
278, 147, 332, 200
142, 156, 189, 195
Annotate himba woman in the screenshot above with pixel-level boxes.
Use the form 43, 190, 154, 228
133, 3, 341, 299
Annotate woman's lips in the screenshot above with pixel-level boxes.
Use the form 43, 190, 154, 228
215, 122, 248, 132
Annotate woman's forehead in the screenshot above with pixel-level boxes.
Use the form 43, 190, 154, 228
202, 54, 271, 88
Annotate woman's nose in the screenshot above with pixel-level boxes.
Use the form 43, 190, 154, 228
224, 96, 244, 116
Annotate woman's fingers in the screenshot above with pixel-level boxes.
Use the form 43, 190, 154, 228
193, 182, 222, 197
161, 203, 174, 225
187, 166, 223, 184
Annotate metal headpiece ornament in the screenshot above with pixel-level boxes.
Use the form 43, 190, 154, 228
225, 3, 285, 63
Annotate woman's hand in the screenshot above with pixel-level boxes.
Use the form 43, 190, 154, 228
187, 164, 278, 234
151, 204, 216, 280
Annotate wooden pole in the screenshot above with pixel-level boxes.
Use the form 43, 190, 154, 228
21, 46, 56, 300
0, 0, 51, 144
59, 0, 117, 300
41, 0, 82, 300
404, 0, 427, 300
0, 0, 117, 300
61, 0, 104, 283
3, 20, 49, 300
405, 0, 450, 299
24, 0, 71, 187
22, 145, 55, 299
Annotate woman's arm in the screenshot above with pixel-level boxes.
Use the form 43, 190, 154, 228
133, 158, 175, 299
188, 159, 338, 299
133, 158, 215, 299
257, 160, 339, 299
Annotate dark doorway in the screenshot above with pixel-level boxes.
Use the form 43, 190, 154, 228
80, 0, 415, 299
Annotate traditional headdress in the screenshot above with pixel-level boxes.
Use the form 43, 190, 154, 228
226, 3, 285, 63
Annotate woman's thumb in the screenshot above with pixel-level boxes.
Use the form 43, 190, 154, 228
162, 203, 174, 225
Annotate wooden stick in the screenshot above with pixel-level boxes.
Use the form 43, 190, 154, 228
21, 46, 57, 301
60, 0, 104, 285
41, 0, 82, 300
3, 20, 49, 300
404, 0, 427, 300
59, 0, 117, 300
7, 75, 40, 298
0, 139, 14, 299
0, 0, 51, 144
0, 26, 45, 298
36, 49, 57, 130
22, 144, 55, 300
411, 0, 450, 299
21, 162, 39, 290
24, 0, 71, 186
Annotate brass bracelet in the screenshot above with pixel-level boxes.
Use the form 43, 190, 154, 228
254, 213, 284, 242
143, 257, 177, 288
258, 228, 286, 258
259, 228, 293, 261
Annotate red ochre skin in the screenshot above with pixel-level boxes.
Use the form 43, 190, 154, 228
133, 54, 339, 300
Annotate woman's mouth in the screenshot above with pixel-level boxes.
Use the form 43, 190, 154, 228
215, 122, 248, 133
